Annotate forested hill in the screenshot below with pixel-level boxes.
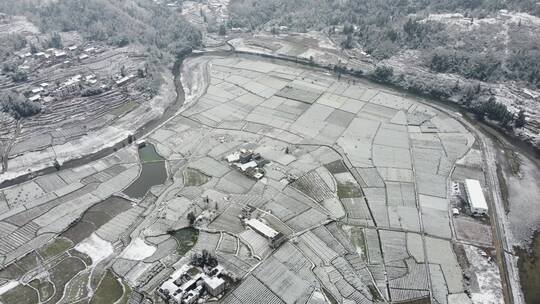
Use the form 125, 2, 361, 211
229, 0, 540, 30
229, 0, 540, 90
0, 0, 201, 56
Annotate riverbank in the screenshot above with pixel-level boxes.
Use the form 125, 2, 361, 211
516, 231, 540, 304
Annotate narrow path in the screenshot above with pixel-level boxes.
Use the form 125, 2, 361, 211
407, 127, 435, 303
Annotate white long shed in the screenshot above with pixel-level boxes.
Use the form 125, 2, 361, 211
464, 179, 489, 215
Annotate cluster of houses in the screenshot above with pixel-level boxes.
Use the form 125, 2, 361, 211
26, 73, 102, 102
158, 263, 229, 304
16, 44, 102, 69
17, 45, 140, 103
225, 149, 269, 179
13, 44, 109, 103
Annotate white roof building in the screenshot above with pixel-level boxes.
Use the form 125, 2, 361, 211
184, 285, 202, 304
226, 152, 240, 163
54, 50, 67, 58
203, 276, 225, 296
158, 264, 227, 303
28, 94, 41, 102
246, 219, 279, 239
464, 179, 488, 215
237, 160, 257, 172
115, 74, 135, 85
31, 87, 44, 94
43, 96, 54, 103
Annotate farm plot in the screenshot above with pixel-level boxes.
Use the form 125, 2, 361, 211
208, 203, 245, 234
222, 274, 285, 304
253, 256, 313, 304
217, 233, 238, 254
291, 170, 334, 202
425, 237, 465, 294
183, 168, 210, 186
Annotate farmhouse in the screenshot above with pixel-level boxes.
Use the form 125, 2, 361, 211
157, 264, 228, 304
245, 218, 285, 248
464, 179, 489, 215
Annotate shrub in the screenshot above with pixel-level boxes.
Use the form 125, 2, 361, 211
372, 65, 393, 82
0, 92, 41, 119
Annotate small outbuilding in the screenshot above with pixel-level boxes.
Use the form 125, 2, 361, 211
246, 218, 279, 239
464, 179, 489, 216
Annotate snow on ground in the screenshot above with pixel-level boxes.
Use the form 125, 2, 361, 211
464, 245, 504, 304
120, 238, 156, 260
455, 148, 482, 168
506, 155, 540, 245
74, 233, 114, 266
448, 293, 474, 304
302, 31, 338, 50
500, 10, 540, 26
181, 56, 212, 108
0, 281, 19, 296
298, 48, 326, 60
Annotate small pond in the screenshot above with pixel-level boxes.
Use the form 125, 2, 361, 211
123, 143, 167, 199
170, 227, 199, 256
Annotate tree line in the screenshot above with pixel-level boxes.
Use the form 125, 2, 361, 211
0, 91, 41, 119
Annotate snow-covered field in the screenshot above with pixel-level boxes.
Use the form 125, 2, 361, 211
120, 238, 156, 260
464, 245, 504, 304
74, 233, 114, 265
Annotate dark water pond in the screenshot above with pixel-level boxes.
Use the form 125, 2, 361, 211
170, 227, 199, 256
123, 143, 167, 199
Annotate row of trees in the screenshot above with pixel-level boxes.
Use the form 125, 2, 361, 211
368, 65, 527, 129
427, 47, 540, 88
428, 49, 502, 82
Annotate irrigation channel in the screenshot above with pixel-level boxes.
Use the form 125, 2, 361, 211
0, 49, 539, 303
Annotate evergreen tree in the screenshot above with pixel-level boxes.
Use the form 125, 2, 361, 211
515, 110, 526, 128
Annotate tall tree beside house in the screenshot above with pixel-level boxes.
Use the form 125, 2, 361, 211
218, 24, 227, 36
515, 109, 527, 128
49, 32, 62, 49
